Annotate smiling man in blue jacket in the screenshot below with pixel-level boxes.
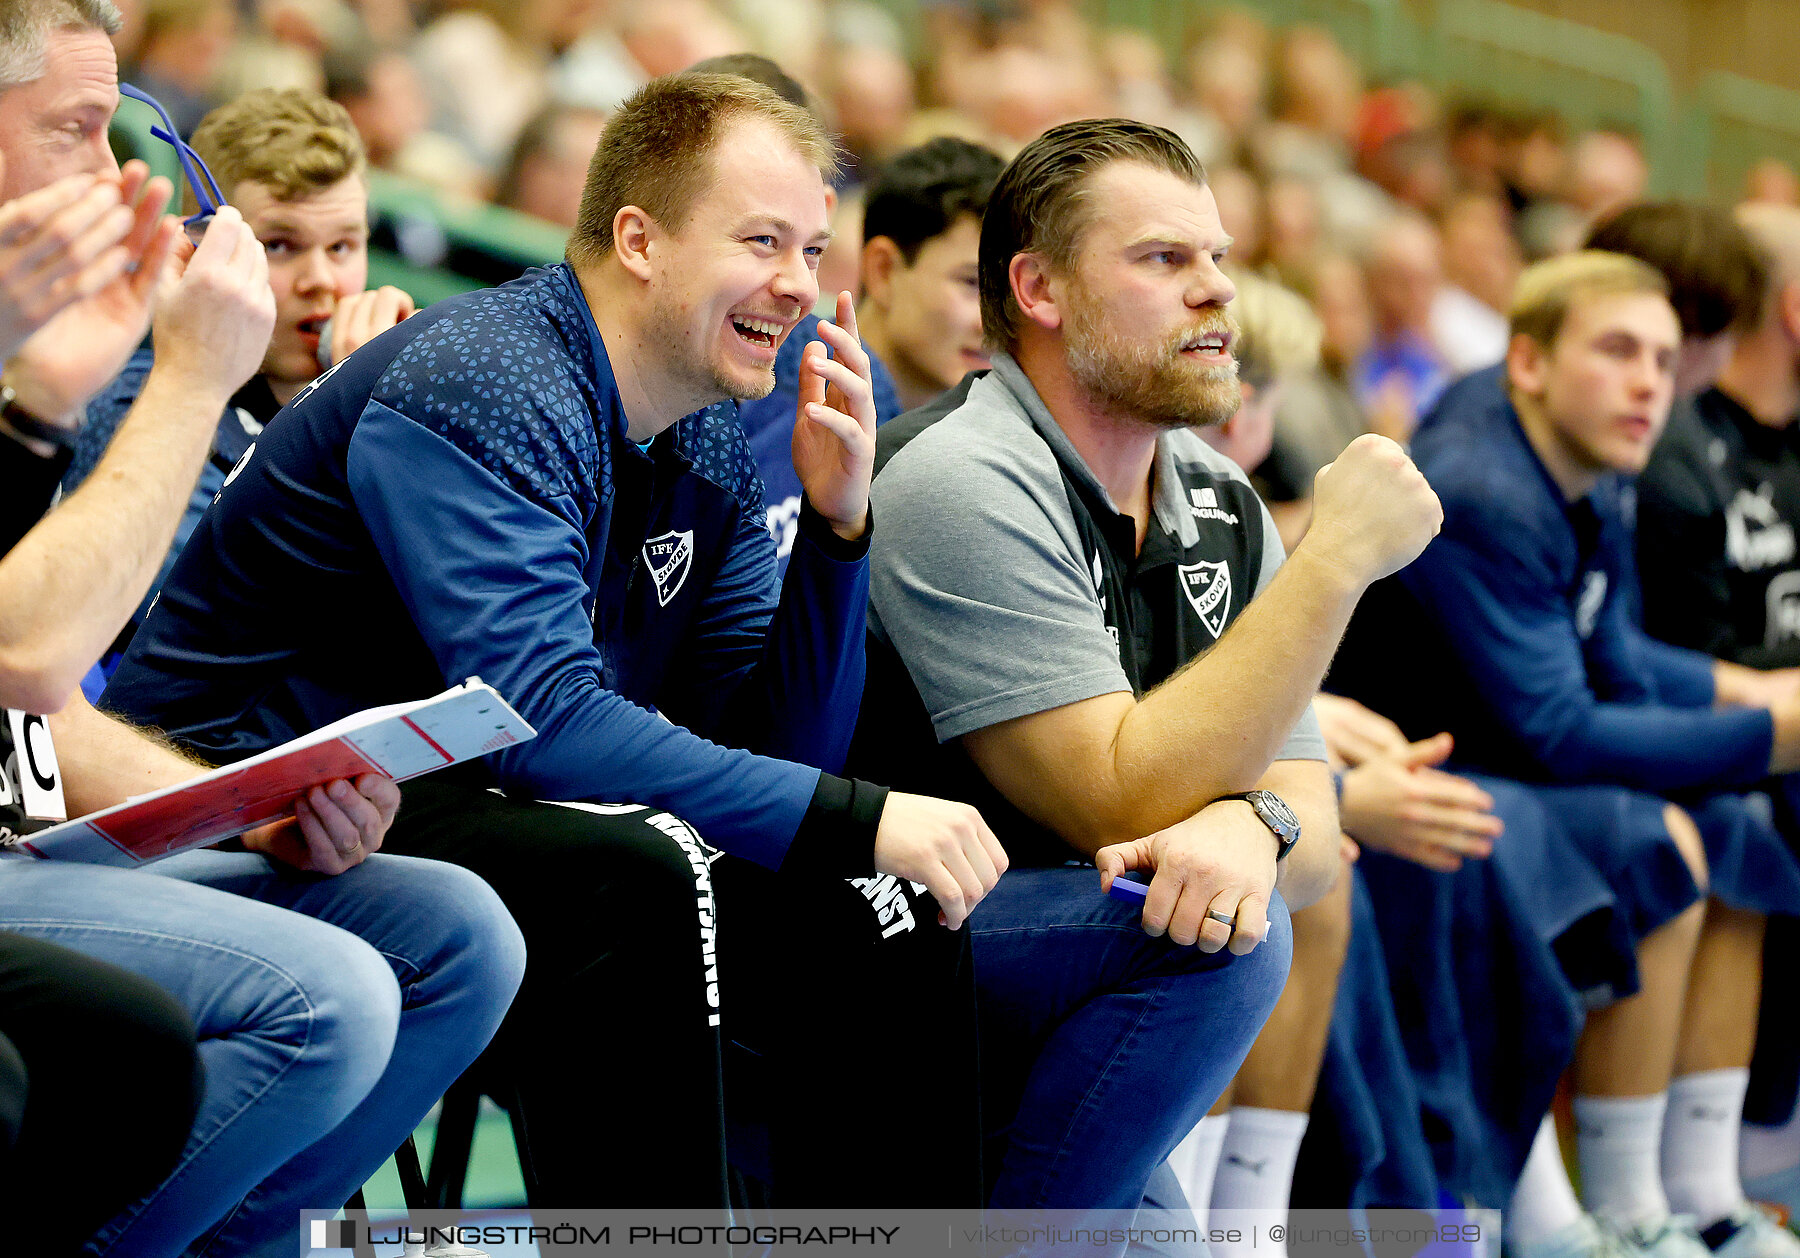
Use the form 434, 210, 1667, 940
103, 73, 1006, 1208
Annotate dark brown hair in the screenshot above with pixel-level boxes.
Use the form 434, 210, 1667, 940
978, 117, 1204, 353
1584, 201, 1771, 338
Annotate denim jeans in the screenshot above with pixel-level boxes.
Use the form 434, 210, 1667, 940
0, 849, 524, 1258
970, 867, 1292, 1214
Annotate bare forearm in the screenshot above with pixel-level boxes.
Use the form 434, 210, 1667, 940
46, 690, 208, 817
0, 366, 226, 710
965, 545, 1362, 854
1105, 545, 1361, 835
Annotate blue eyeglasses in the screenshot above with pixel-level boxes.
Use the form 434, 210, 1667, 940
118, 83, 227, 245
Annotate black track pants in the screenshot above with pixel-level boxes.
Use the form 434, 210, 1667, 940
387, 776, 982, 1209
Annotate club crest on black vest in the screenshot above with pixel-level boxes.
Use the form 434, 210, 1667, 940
1179, 559, 1232, 639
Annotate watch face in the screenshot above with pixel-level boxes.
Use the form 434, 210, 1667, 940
1254, 791, 1300, 834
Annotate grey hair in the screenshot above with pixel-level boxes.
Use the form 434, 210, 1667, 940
0, 0, 121, 93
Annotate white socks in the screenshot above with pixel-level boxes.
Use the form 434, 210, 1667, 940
1575, 1092, 1671, 1228
1167, 1112, 1230, 1230
1209, 1107, 1309, 1258
1509, 1115, 1586, 1247
1663, 1068, 1751, 1227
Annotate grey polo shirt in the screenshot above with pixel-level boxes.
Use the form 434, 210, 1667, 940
852, 354, 1325, 866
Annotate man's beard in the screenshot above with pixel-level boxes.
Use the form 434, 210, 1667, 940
1062, 290, 1242, 430
643, 292, 778, 405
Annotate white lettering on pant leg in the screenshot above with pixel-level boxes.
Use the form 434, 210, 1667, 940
645, 811, 722, 1027
848, 874, 930, 939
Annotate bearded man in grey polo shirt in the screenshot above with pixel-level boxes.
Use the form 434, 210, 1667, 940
848, 118, 1443, 1223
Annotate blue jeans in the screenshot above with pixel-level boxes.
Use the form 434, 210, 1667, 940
0, 850, 524, 1258
970, 867, 1292, 1212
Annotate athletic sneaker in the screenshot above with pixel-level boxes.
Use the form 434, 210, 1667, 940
1702, 1204, 1800, 1258
1613, 1216, 1713, 1258
1507, 1214, 1639, 1258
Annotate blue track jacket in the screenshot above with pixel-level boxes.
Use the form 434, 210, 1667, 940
105, 265, 877, 871
1379, 366, 1773, 791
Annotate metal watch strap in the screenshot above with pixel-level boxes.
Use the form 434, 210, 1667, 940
1217, 790, 1301, 861
0, 382, 76, 452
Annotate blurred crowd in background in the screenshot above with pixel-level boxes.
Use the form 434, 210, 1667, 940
109, 0, 1800, 504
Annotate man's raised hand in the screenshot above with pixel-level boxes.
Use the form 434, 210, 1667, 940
1302, 433, 1443, 588
327, 285, 417, 366
151, 206, 276, 406
872, 792, 1009, 930
0, 164, 142, 364
5, 159, 179, 420
793, 290, 877, 540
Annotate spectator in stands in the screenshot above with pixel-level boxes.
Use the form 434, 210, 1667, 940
1179, 29, 1267, 165
684, 52, 905, 573
856, 136, 1003, 412
1263, 174, 1324, 281
854, 117, 1440, 1222
409, 0, 552, 175
1445, 101, 1510, 198
1344, 251, 1800, 1258
1267, 253, 1371, 542
823, 41, 916, 187
323, 43, 484, 199
1262, 25, 1361, 174
616, 0, 740, 79
1356, 210, 1450, 437
1206, 166, 1266, 271
0, 156, 205, 1256
0, 5, 524, 1252
1432, 192, 1520, 376
1745, 160, 1800, 208
1355, 85, 1453, 218
120, 0, 233, 135
546, 0, 643, 115
495, 102, 610, 229
1199, 269, 1324, 551
1586, 201, 1770, 400
106, 71, 1007, 1210
1565, 129, 1651, 227
65, 87, 416, 647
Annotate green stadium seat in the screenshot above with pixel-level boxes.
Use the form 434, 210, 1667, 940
366, 169, 567, 290
1683, 72, 1800, 204
107, 94, 184, 190
366, 249, 484, 309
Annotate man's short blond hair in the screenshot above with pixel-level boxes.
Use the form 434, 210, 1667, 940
1229, 271, 1322, 389
1508, 250, 1670, 349
567, 73, 836, 268
186, 89, 366, 215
